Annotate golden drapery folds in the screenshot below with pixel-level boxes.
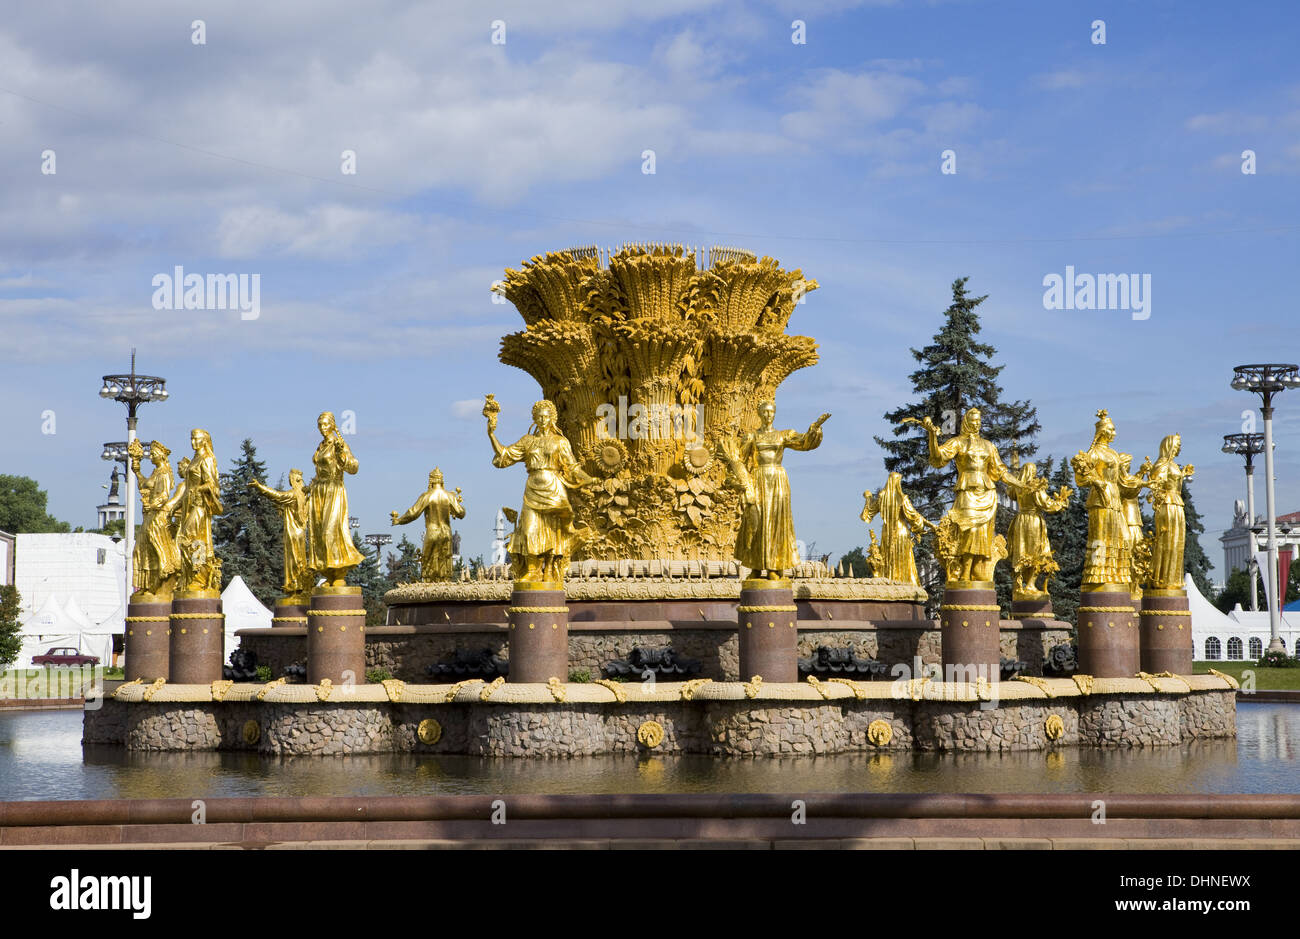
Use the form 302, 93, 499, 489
861, 472, 934, 586
127, 438, 181, 599
391, 468, 466, 582
1071, 409, 1150, 589
720, 402, 828, 578
1006, 461, 1072, 598
911, 407, 1020, 583
487, 397, 597, 584
168, 429, 223, 594
251, 470, 312, 599
306, 412, 365, 586
1147, 433, 1194, 590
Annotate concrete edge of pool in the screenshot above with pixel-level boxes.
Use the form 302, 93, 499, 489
2, 793, 1299, 849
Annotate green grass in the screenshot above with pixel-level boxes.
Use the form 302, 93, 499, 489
1193, 661, 1300, 691
0, 666, 108, 699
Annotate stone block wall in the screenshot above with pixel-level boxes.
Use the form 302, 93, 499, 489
84, 689, 1235, 757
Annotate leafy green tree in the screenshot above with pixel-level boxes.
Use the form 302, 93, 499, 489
212, 439, 282, 608
1215, 567, 1262, 613
1217, 558, 1300, 611
0, 475, 71, 533
0, 585, 23, 667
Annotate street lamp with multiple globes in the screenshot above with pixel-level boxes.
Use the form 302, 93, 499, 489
364, 533, 392, 565
98, 351, 168, 600
1230, 364, 1300, 653
1221, 432, 1266, 611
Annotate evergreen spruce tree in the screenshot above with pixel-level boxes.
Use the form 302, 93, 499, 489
212, 439, 282, 608
874, 278, 1041, 519
1044, 456, 1089, 625
385, 535, 422, 584
346, 532, 392, 625
1181, 481, 1214, 598
0, 585, 22, 668
873, 277, 1042, 610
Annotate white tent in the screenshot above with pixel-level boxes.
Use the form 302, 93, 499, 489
1188, 573, 1300, 660
220, 576, 272, 664
17, 595, 114, 667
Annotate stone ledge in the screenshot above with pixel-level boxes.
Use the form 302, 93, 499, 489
384, 576, 928, 605
108, 673, 1238, 706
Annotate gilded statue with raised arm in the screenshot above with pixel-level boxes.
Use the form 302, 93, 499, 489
251, 469, 313, 600
166, 429, 224, 595
391, 468, 466, 582
306, 411, 365, 586
906, 407, 1023, 584
127, 438, 181, 600
718, 400, 830, 581
1006, 458, 1072, 599
486, 396, 598, 584
1146, 433, 1194, 591
1070, 409, 1151, 589
861, 471, 936, 586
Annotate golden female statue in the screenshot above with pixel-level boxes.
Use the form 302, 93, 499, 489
391, 468, 466, 582
166, 429, 223, 594
486, 397, 597, 584
251, 469, 312, 599
909, 407, 1022, 583
127, 438, 181, 599
861, 472, 935, 586
306, 411, 365, 587
719, 400, 829, 580
1070, 409, 1150, 588
1006, 460, 1072, 598
1147, 433, 1194, 590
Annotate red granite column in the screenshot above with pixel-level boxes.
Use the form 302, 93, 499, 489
1140, 587, 1193, 674
169, 591, 224, 684
1010, 594, 1054, 620
1077, 584, 1138, 678
307, 586, 366, 685
124, 598, 171, 682
272, 598, 309, 628
940, 582, 1002, 683
737, 578, 798, 683
506, 583, 568, 683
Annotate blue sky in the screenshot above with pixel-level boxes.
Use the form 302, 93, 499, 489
1, 0, 1297, 581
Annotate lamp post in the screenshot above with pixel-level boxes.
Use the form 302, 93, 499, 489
1222, 432, 1266, 610
1231, 364, 1300, 653
364, 533, 392, 566
99, 351, 168, 602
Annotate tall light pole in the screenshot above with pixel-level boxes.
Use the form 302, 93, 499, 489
1222, 432, 1266, 610
99, 351, 168, 603
364, 533, 392, 566
1231, 364, 1300, 653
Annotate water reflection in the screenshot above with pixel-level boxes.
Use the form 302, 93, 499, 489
0, 703, 1295, 801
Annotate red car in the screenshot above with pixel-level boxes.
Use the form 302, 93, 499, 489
32, 647, 100, 667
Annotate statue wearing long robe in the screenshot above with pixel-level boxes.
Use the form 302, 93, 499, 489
252, 473, 312, 597
1147, 435, 1193, 590
130, 443, 181, 598
306, 425, 365, 582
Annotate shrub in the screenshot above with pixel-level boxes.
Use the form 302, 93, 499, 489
255, 665, 273, 682
1259, 650, 1300, 669
365, 667, 393, 683
567, 668, 592, 683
